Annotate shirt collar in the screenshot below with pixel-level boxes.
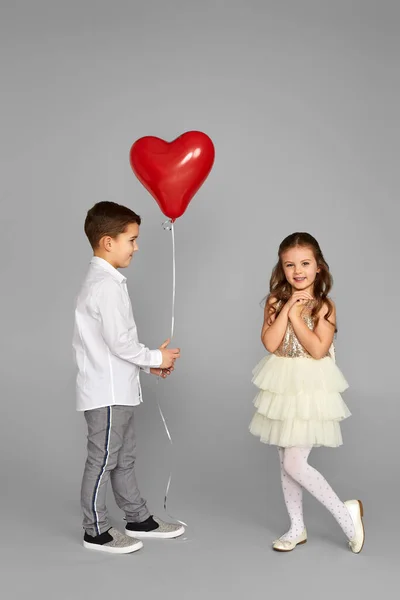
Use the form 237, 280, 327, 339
90, 256, 127, 283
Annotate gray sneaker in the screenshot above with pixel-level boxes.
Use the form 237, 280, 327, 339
125, 515, 185, 539
83, 527, 143, 554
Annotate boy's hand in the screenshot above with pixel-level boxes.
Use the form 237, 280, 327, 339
150, 366, 174, 379
159, 338, 181, 369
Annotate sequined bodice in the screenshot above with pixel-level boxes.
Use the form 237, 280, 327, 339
275, 304, 330, 359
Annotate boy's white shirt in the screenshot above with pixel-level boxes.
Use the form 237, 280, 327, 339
72, 256, 162, 411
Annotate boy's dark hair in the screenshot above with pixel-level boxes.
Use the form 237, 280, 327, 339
84, 201, 141, 249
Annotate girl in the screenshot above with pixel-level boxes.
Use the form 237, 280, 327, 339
249, 232, 365, 553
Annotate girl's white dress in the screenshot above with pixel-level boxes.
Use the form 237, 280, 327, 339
249, 306, 350, 448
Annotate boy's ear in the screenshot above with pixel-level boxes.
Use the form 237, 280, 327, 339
99, 235, 112, 252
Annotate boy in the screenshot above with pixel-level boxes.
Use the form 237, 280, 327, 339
73, 201, 184, 554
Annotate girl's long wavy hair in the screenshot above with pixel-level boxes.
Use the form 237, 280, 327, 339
264, 232, 336, 331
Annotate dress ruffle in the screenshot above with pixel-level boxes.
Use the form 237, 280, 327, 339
249, 354, 350, 448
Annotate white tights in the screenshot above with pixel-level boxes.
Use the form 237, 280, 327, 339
278, 447, 355, 541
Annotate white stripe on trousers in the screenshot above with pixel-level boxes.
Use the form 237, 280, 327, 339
93, 406, 113, 536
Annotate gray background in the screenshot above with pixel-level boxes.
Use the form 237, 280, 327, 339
0, 0, 398, 598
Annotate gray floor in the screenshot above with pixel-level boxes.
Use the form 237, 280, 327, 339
1, 459, 396, 600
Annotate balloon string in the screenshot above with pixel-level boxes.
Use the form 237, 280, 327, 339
156, 219, 187, 531
161, 218, 175, 341
171, 221, 175, 339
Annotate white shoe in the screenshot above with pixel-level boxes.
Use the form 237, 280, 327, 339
344, 500, 365, 553
272, 529, 307, 552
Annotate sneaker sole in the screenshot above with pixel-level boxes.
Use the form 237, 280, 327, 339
125, 525, 185, 539
83, 539, 143, 554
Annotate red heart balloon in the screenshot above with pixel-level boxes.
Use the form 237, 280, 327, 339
130, 131, 215, 222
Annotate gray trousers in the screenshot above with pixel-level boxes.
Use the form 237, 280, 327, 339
81, 405, 151, 536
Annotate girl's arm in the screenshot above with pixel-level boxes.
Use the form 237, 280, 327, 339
261, 296, 290, 353
289, 301, 336, 359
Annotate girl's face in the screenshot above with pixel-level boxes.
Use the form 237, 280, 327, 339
281, 245, 320, 294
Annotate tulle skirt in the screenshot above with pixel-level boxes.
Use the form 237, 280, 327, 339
249, 354, 350, 448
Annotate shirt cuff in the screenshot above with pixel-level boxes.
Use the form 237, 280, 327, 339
139, 350, 163, 374
149, 349, 163, 368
